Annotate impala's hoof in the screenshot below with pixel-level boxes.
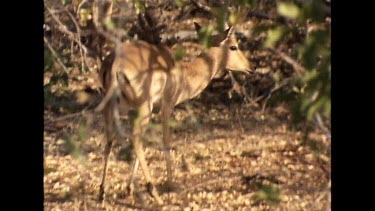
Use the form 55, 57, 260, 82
126, 183, 135, 196
98, 192, 104, 202
146, 182, 164, 205
98, 185, 105, 202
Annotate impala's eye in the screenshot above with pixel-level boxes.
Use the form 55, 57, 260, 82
229, 46, 238, 51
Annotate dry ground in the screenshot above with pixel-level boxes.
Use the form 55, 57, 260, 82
44, 92, 331, 210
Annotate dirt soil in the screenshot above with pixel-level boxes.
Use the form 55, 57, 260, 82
44, 79, 331, 210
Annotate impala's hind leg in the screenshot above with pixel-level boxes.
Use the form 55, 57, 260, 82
126, 158, 139, 195
99, 100, 115, 201
161, 104, 174, 186
132, 102, 163, 205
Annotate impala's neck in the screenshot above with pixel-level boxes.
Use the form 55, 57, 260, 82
174, 48, 224, 105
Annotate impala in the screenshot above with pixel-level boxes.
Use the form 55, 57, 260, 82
97, 22, 253, 205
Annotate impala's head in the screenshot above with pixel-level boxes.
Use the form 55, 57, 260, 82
194, 22, 253, 74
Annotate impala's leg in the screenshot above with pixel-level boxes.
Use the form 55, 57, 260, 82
161, 104, 174, 185
133, 102, 163, 205
99, 100, 115, 201
126, 158, 139, 195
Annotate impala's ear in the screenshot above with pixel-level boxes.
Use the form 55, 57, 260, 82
223, 26, 235, 38
194, 22, 202, 33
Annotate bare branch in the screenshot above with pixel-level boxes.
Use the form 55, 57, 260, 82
180, 175, 243, 194
191, 0, 211, 13
314, 113, 331, 140
94, 75, 118, 112
44, 36, 70, 74
63, 8, 86, 72
247, 10, 294, 25
160, 30, 198, 45
92, 0, 127, 45
45, 5, 88, 55
44, 109, 90, 124
267, 48, 306, 74
252, 76, 293, 104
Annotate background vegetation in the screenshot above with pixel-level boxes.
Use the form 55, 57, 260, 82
44, 0, 330, 210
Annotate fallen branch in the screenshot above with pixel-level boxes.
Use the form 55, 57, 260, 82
44, 107, 93, 124
180, 173, 283, 194
180, 175, 243, 194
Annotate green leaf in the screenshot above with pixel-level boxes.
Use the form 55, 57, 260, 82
174, 0, 184, 7
277, 2, 300, 19
197, 24, 215, 48
105, 19, 116, 30
134, 0, 146, 14
62, 0, 69, 6
307, 95, 328, 121
212, 8, 228, 33
78, 8, 92, 27
78, 122, 88, 142
44, 167, 56, 175
252, 184, 281, 205
61, 73, 69, 87
264, 27, 285, 48
44, 48, 53, 72
239, 0, 258, 6
63, 134, 83, 160
173, 45, 186, 61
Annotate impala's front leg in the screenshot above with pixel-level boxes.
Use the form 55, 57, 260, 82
132, 102, 163, 205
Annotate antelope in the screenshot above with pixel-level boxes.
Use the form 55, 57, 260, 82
97, 22, 253, 205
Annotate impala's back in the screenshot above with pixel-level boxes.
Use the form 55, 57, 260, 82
100, 40, 175, 108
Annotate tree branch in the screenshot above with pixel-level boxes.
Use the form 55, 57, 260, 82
267, 48, 306, 74
44, 36, 70, 74
63, 8, 86, 72
191, 0, 211, 13
45, 5, 89, 56
247, 10, 294, 25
